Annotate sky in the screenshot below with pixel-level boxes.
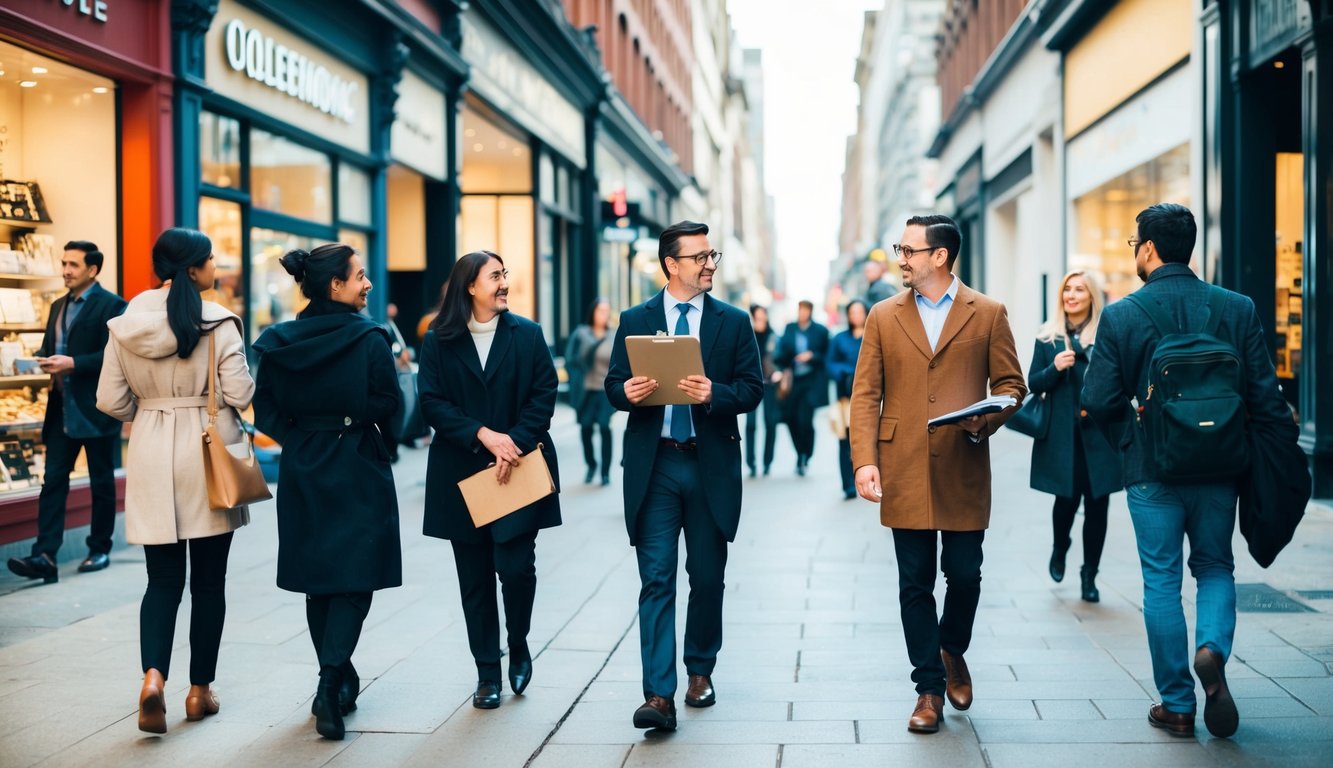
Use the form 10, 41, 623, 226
728, 0, 881, 314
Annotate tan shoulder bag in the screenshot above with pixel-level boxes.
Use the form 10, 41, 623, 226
202, 332, 272, 510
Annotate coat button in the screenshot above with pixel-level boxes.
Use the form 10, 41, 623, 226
929, 360, 937, 368
929, 395, 936, 403
928, 425, 936, 434
343, 416, 352, 426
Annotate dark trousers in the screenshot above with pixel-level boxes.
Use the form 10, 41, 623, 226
581, 424, 613, 476
892, 528, 985, 696
838, 437, 854, 494
140, 532, 234, 684
636, 446, 728, 699
785, 376, 817, 459
34, 390, 118, 557
451, 528, 538, 681
1052, 494, 1110, 571
745, 386, 778, 471
306, 592, 373, 672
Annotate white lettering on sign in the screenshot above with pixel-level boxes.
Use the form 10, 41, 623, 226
222, 18, 357, 124
54, 0, 109, 23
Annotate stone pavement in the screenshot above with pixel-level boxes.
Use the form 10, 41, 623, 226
2, 409, 1331, 768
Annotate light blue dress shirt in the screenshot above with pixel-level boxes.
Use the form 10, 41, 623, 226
914, 275, 959, 352
660, 290, 705, 439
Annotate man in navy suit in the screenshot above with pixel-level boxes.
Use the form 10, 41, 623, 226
605, 221, 764, 730
7, 241, 127, 584
1083, 204, 1293, 740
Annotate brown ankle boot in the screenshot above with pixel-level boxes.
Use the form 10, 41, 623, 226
139, 669, 167, 734
185, 684, 220, 721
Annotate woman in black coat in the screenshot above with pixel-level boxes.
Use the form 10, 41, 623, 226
1027, 271, 1121, 602
418, 250, 561, 710
746, 304, 780, 477
252, 243, 402, 740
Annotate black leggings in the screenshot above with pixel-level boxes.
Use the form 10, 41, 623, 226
140, 532, 234, 684
1052, 493, 1109, 571
581, 425, 613, 475
306, 592, 373, 673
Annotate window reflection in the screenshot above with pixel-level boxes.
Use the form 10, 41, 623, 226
251, 129, 332, 222
198, 197, 244, 318
201, 112, 241, 189
249, 228, 317, 342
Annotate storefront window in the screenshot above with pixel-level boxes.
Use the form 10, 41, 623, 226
200, 111, 241, 190
1071, 143, 1190, 301
460, 103, 535, 319
338, 163, 373, 227
249, 228, 318, 341
199, 197, 245, 317
460, 106, 532, 193
1274, 152, 1303, 403
251, 129, 332, 222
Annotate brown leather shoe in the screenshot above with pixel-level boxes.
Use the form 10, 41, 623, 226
138, 668, 167, 734
185, 684, 220, 721
632, 695, 677, 730
1148, 703, 1195, 737
684, 674, 715, 708
940, 649, 973, 711
907, 693, 944, 734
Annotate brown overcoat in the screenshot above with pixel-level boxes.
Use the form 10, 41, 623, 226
849, 282, 1025, 531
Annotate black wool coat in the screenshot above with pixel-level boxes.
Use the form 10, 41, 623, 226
774, 321, 831, 409
252, 303, 403, 595
1026, 335, 1122, 499
418, 313, 562, 544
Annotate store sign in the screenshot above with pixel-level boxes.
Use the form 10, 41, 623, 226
48, 0, 108, 23
391, 70, 447, 181
205, 0, 369, 154
461, 13, 586, 168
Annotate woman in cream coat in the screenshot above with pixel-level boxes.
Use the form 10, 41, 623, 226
97, 228, 255, 735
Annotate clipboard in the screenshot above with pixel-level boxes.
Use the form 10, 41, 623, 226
625, 335, 705, 406
457, 443, 556, 528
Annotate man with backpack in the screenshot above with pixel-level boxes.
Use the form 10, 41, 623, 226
1082, 203, 1295, 740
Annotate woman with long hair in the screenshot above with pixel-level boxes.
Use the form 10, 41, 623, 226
419, 250, 561, 710
564, 297, 616, 485
252, 243, 402, 740
746, 304, 780, 477
98, 228, 256, 734
1028, 271, 1122, 602
827, 300, 867, 500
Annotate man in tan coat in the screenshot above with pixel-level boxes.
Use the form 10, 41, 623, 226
850, 214, 1025, 734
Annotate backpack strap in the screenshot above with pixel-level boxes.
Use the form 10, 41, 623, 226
1123, 292, 1177, 337
1202, 284, 1226, 337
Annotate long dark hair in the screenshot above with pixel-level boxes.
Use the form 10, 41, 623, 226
585, 296, 610, 329
431, 250, 502, 341
845, 299, 868, 331
152, 228, 218, 359
278, 242, 357, 302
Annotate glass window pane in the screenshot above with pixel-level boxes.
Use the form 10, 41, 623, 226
198, 197, 245, 318
460, 106, 532, 194
539, 154, 555, 206
251, 129, 332, 222
200, 112, 241, 189
338, 229, 368, 255
339, 163, 373, 227
249, 228, 318, 342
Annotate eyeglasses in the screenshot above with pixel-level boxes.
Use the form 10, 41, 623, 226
671, 249, 722, 267
1127, 237, 1142, 249
892, 243, 937, 259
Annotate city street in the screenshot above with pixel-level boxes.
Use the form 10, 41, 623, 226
2, 410, 1331, 768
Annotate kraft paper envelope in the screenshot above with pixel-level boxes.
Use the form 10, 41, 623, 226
458, 444, 556, 528
625, 335, 705, 406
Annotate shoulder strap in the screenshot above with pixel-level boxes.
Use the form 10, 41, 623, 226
207, 332, 218, 426
1123, 292, 1177, 338
1202, 284, 1226, 337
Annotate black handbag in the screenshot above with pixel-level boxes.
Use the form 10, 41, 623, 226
1005, 392, 1050, 439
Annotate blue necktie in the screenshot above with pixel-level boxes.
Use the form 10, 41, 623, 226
670, 304, 693, 443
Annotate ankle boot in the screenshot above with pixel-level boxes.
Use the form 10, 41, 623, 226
138, 668, 167, 734
339, 662, 360, 715
312, 668, 345, 740
1049, 545, 1068, 583
1080, 566, 1100, 603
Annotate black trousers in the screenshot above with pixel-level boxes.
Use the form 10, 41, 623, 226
581, 424, 613, 476
786, 376, 818, 459
33, 389, 118, 557
745, 385, 778, 471
306, 592, 373, 672
451, 529, 538, 681
140, 532, 234, 684
838, 437, 854, 494
1052, 494, 1110, 571
892, 528, 985, 696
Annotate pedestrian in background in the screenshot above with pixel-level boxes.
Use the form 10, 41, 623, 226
605, 221, 764, 731
827, 299, 866, 500
1083, 203, 1295, 739
565, 297, 616, 485
8, 241, 126, 584
850, 214, 1025, 734
97, 228, 254, 734
419, 250, 561, 710
253, 243, 403, 741
775, 299, 829, 476
745, 304, 780, 477
1027, 271, 1120, 603
863, 258, 897, 307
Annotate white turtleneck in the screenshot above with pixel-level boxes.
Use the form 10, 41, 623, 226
468, 314, 500, 368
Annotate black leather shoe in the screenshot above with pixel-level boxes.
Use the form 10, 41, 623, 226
313, 669, 345, 740
633, 696, 676, 730
340, 662, 360, 715
584, 467, 596, 484
78, 553, 110, 573
1194, 647, 1238, 738
1080, 566, 1100, 603
1049, 546, 1068, 583
509, 655, 533, 695
8, 554, 57, 583
473, 680, 502, 709
600, 474, 611, 487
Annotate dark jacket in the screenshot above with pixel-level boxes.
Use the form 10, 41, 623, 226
605, 291, 764, 544
40, 282, 127, 438
418, 313, 561, 544
866, 279, 897, 307
1027, 335, 1122, 498
252, 301, 402, 594
1083, 264, 1293, 486
775, 320, 831, 408
827, 329, 863, 400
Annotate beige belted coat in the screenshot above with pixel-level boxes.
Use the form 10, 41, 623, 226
97, 288, 256, 545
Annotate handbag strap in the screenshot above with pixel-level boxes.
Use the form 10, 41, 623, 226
206, 332, 218, 427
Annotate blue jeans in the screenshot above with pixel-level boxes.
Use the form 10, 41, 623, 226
1126, 481, 1238, 714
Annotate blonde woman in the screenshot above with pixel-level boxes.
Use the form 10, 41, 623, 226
1027, 271, 1121, 602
